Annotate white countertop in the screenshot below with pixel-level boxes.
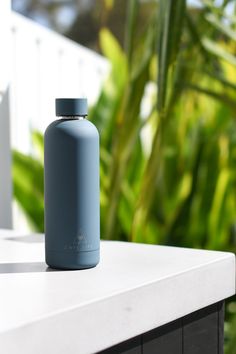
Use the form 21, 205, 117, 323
0, 229, 235, 354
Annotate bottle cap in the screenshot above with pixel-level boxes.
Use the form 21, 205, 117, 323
55, 98, 88, 116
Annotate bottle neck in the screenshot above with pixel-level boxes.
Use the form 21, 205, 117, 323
60, 115, 87, 120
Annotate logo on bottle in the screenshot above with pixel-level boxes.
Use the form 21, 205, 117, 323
64, 229, 93, 251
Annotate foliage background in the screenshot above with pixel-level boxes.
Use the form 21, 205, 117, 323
12, 0, 236, 352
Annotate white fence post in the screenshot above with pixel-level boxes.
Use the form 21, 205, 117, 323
0, 1, 12, 228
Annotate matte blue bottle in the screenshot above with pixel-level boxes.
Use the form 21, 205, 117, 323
44, 98, 100, 269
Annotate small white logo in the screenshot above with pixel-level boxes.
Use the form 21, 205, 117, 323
64, 230, 93, 251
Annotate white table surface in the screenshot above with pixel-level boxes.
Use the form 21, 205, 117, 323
0, 229, 235, 354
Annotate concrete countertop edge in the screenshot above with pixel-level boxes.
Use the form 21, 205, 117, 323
0, 252, 234, 354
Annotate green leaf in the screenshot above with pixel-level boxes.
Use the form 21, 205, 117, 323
157, 0, 186, 112
12, 150, 44, 231
99, 27, 127, 82
124, 0, 139, 65
185, 83, 236, 110
202, 37, 236, 66
205, 13, 236, 41
32, 130, 44, 164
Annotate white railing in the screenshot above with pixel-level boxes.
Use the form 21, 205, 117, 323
10, 12, 109, 155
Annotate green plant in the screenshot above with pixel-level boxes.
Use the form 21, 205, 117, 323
89, 0, 236, 250
13, 131, 44, 231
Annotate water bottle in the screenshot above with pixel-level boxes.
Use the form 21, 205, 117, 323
44, 98, 100, 269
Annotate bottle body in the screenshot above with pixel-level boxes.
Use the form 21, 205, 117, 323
44, 118, 100, 269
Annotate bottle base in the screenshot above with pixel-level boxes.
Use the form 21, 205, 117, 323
46, 249, 100, 270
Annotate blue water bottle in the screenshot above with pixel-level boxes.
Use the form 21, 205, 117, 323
44, 98, 100, 269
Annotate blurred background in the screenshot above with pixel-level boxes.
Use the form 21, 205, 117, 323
1, 0, 235, 351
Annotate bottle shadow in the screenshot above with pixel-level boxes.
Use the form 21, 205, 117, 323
5, 234, 43, 243
0, 262, 62, 273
